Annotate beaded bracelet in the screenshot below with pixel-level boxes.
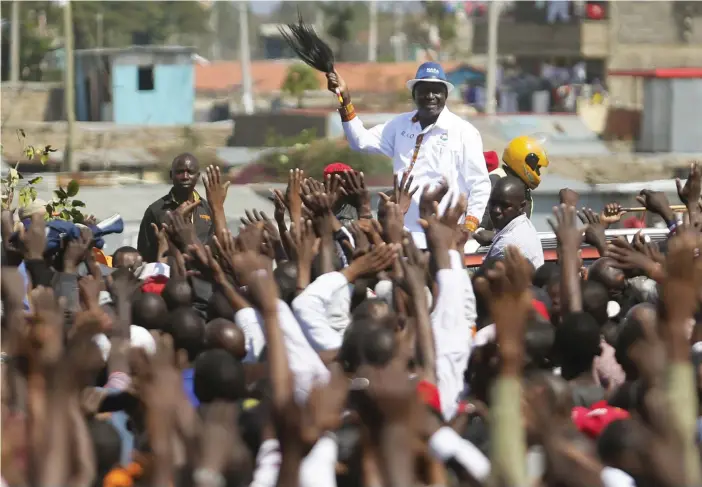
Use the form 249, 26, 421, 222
339, 102, 356, 122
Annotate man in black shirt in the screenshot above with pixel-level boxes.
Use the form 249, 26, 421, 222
137, 153, 213, 263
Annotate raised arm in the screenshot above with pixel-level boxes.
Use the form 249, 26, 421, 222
327, 70, 395, 157
460, 125, 490, 233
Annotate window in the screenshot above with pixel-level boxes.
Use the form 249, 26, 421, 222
137, 66, 154, 91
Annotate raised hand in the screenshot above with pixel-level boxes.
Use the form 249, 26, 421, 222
287, 169, 304, 225
19, 213, 47, 260
340, 171, 372, 218
548, 204, 584, 251
600, 202, 625, 226
675, 161, 702, 208
558, 188, 579, 208
164, 208, 198, 251
419, 193, 468, 256
577, 207, 607, 254
232, 251, 278, 314
418, 179, 449, 220
473, 247, 533, 371
150, 222, 169, 262
379, 172, 418, 215
606, 236, 662, 281
636, 190, 675, 224
203, 165, 230, 209
381, 201, 405, 244
63, 231, 92, 273
326, 70, 349, 100
27, 287, 66, 367
342, 242, 399, 283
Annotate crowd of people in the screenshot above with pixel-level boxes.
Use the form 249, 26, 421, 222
2, 149, 702, 487
2, 59, 702, 487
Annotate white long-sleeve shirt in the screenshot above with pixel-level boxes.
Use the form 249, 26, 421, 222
430, 250, 475, 420
234, 300, 330, 401
292, 271, 352, 351
342, 107, 490, 249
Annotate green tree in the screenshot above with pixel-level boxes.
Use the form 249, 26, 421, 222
42, 1, 209, 49
281, 63, 321, 108
405, 2, 458, 57
1, 2, 59, 82
322, 2, 355, 61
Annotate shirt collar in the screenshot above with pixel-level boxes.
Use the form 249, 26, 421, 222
165, 189, 201, 206
411, 106, 451, 130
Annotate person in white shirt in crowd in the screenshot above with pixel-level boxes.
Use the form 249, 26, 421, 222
485, 175, 545, 269
326, 62, 491, 249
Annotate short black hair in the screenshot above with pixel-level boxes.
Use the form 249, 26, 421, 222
274, 261, 298, 305
167, 306, 205, 363
193, 349, 246, 403
112, 246, 139, 261
554, 312, 602, 378
132, 292, 168, 331
582, 280, 609, 326
162, 278, 194, 310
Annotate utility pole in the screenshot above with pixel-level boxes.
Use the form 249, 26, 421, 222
10, 0, 20, 84
97, 12, 104, 49
238, 1, 254, 114
63, 0, 77, 172
485, 1, 500, 115
209, 2, 220, 60
368, 0, 378, 62
392, 2, 404, 62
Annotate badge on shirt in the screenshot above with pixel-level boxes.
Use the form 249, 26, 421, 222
440, 132, 449, 142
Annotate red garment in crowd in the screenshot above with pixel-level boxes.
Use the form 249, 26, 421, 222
623, 216, 646, 229
484, 151, 500, 173
141, 275, 169, 294
572, 400, 630, 438
324, 162, 353, 176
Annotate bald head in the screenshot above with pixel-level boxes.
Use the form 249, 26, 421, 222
488, 176, 528, 230
204, 318, 247, 360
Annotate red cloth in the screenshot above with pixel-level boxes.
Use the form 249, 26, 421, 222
532, 299, 550, 321
484, 151, 500, 173
571, 400, 630, 438
417, 379, 441, 413
623, 216, 645, 229
141, 275, 168, 294
323, 162, 353, 176
586, 3, 605, 20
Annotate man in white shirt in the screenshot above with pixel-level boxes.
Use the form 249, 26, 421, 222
327, 62, 491, 249
485, 176, 544, 269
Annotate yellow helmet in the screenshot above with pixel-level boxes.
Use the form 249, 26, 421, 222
501, 135, 550, 189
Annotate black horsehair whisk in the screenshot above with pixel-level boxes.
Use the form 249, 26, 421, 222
278, 11, 344, 104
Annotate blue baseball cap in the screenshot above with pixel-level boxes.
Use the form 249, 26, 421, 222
406, 62, 454, 93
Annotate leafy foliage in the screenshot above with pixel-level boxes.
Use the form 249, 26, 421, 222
46, 180, 87, 224
281, 64, 322, 107
265, 128, 319, 148
1, 129, 85, 223
0, 3, 57, 81
254, 137, 392, 183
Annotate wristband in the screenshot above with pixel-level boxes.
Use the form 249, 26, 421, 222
667, 220, 678, 235
339, 103, 356, 122
464, 216, 479, 232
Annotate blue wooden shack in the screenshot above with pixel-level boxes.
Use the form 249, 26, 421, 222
74, 45, 195, 125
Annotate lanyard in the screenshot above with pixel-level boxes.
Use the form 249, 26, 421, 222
406, 122, 436, 175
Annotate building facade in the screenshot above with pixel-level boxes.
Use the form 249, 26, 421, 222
471, 1, 702, 108
75, 46, 195, 125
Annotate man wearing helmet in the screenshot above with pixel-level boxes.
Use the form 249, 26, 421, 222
327, 62, 491, 249
474, 135, 550, 246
